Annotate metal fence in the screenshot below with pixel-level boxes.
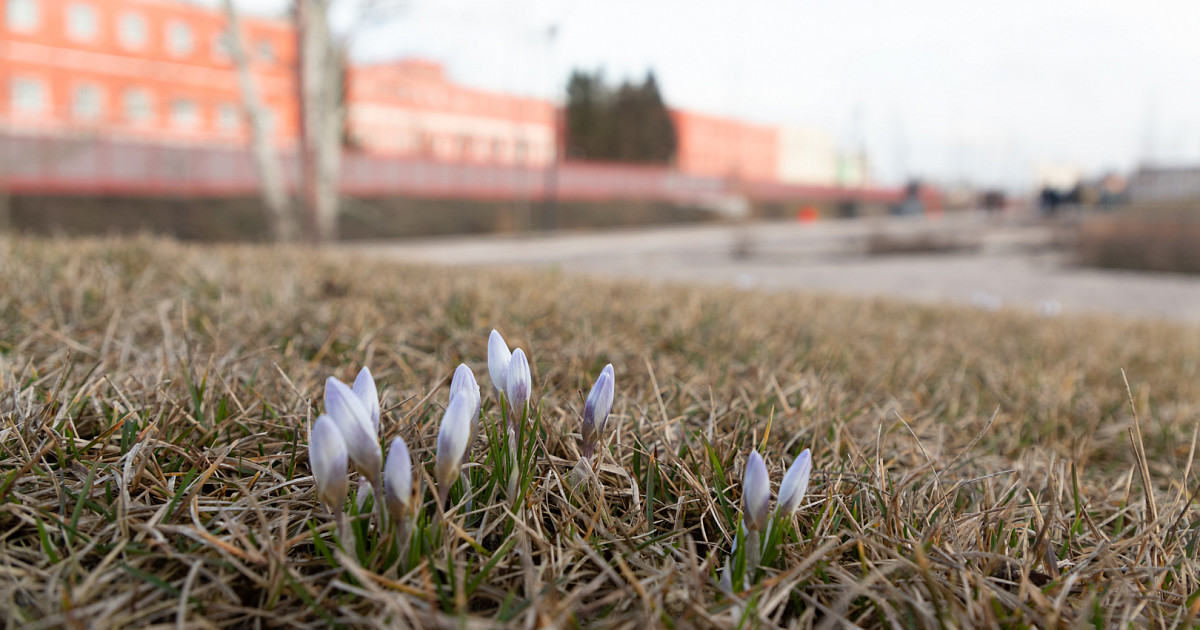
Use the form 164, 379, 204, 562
1, 132, 907, 205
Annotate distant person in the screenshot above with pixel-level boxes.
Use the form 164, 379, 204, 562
1039, 188, 1061, 216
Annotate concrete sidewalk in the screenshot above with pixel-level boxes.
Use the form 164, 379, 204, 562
344, 215, 1200, 325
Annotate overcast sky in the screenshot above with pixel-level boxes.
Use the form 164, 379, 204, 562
238, 0, 1200, 189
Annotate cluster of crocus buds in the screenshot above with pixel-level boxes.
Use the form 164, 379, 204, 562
727, 447, 814, 588
309, 329, 607, 546
488, 330, 532, 426
742, 448, 813, 531
309, 367, 414, 541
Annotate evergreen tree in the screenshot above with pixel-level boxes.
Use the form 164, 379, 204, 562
564, 69, 676, 164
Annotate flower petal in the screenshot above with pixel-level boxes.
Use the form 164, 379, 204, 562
310, 414, 348, 512
384, 436, 412, 523
352, 366, 381, 437
487, 330, 511, 396
450, 363, 481, 421
743, 451, 770, 532
436, 390, 474, 492
506, 348, 531, 415
776, 449, 812, 516
581, 365, 615, 457
451, 363, 482, 457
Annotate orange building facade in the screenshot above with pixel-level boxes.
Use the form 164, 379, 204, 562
1, 0, 297, 144
669, 110, 779, 183
346, 59, 557, 167
2, 1, 814, 186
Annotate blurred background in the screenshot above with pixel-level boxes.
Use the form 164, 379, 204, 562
2, 0, 1200, 310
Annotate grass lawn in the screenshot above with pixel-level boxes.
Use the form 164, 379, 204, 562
2, 236, 1199, 628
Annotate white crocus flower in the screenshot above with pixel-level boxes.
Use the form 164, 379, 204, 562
776, 449, 813, 516
742, 451, 770, 533
450, 363, 482, 459
581, 364, 615, 459
384, 436, 413, 524
310, 414, 348, 515
505, 348, 531, 419
355, 476, 372, 513
487, 330, 512, 399
436, 390, 474, 508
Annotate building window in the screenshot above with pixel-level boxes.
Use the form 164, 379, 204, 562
10, 77, 46, 113
6, 0, 39, 31
212, 30, 231, 61
66, 3, 97, 42
216, 102, 239, 132
117, 12, 146, 49
72, 83, 103, 120
514, 140, 528, 164
491, 139, 502, 161
166, 20, 193, 57
169, 98, 198, 128
256, 40, 274, 64
123, 88, 153, 123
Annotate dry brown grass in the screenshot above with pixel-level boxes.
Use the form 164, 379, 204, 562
2, 235, 1200, 628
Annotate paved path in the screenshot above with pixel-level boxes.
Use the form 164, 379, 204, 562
345, 214, 1200, 325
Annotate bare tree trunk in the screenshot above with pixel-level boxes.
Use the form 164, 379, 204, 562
0, 135, 10, 232
297, 0, 343, 243
0, 156, 9, 233
0, 184, 10, 234
222, 0, 297, 243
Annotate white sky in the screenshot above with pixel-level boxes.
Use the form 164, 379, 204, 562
238, 0, 1200, 189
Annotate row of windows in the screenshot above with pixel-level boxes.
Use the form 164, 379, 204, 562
372, 83, 548, 121
5, 0, 275, 63
8, 77, 276, 133
377, 131, 538, 164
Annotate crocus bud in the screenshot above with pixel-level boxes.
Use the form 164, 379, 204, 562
581, 364, 615, 459
436, 390, 474, 507
310, 414, 348, 513
487, 330, 511, 397
742, 451, 770, 532
506, 348, 531, 417
355, 476, 372, 513
776, 449, 812, 516
384, 436, 412, 523
352, 366, 381, 437
450, 363, 482, 458
325, 377, 382, 487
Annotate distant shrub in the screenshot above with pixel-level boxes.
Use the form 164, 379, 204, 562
864, 230, 981, 256
1074, 210, 1200, 274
